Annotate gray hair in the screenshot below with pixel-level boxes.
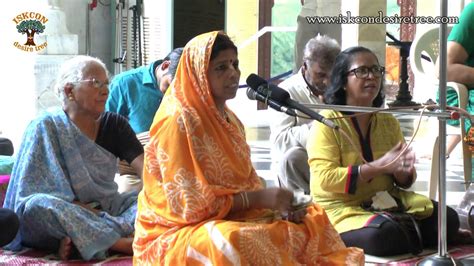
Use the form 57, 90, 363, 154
54, 55, 108, 104
303, 35, 341, 70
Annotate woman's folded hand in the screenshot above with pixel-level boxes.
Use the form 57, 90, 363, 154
249, 187, 293, 212
248, 187, 308, 223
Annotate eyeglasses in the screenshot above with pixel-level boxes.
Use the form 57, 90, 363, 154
73, 78, 109, 89
347, 66, 385, 79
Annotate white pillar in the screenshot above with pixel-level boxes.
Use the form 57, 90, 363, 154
341, 0, 387, 65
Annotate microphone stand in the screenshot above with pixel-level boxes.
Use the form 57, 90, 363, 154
418, 0, 461, 264
304, 103, 453, 118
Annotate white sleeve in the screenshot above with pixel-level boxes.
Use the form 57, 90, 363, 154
270, 110, 311, 155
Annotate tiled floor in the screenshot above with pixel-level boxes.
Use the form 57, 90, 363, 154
245, 114, 469, 207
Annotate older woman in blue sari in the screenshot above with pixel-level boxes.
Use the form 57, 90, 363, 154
3, 56, 144, 260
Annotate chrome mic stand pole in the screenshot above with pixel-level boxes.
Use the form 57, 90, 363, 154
418, 0, 461, 264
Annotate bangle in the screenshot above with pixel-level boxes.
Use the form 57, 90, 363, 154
241, 192, 249, 209
239, 192, 249, 209
239, 193, 245, 209
358, 165, 363, 180
244, 192, 249, 209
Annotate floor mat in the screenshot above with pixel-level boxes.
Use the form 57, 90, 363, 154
2, 245, 473, 265
0, 248, 132, 265
365, 245, 474, 265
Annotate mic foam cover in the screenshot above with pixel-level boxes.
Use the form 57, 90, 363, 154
245, 73, 291, 102
246, 74, 266, 90
268, 84, 290, 102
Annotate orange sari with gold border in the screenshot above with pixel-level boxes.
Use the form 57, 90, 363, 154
133, 31, 364, 265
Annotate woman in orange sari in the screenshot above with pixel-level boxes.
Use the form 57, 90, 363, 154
133, 31, 364, 265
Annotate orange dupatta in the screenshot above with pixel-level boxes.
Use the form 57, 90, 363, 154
134, 31, 263, 262
133, 31, 364, 265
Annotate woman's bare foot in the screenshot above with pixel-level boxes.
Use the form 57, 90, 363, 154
110, 237, 133, 255
58, 237, 72, 260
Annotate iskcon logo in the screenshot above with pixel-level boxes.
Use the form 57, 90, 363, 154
13, 12, 48, 52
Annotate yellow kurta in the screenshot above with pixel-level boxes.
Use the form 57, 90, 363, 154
132, 32, 364, 265
307, 110, 433, 233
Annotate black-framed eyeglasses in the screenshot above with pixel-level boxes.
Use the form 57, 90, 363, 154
73, 78, 109, 89
347, 66, 385, 79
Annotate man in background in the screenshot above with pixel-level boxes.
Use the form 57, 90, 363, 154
435, 3, 474, 158
271, 35, 340, 194
106, 48, 184, 134
107, 48, 183, 192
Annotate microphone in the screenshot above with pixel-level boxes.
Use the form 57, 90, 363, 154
246, 74, 338, 129
246, 87, 297, 116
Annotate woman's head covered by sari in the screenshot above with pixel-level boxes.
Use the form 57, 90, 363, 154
171, 31, 239, 116
137, 31, 263, 229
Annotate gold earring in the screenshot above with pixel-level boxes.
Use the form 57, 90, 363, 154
68, 94, 74, 101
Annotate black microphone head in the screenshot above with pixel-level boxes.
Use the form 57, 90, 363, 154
246, 74, 267, 91
246, 86, 257, 100
268, 84, 290, 102
246, 73, 291, 102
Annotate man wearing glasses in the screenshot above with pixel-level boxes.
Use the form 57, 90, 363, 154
270, 35, 340, 194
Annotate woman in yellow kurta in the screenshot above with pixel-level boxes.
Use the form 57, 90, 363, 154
307, 46, 462, 256
132, 31, 364, 265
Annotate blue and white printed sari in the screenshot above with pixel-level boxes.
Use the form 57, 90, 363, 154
3, 108, 137, 260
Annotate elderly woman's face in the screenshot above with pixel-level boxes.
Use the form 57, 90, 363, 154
345, 52, 383, 106
70, 63, 109, 116
207, 49, 240, 108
